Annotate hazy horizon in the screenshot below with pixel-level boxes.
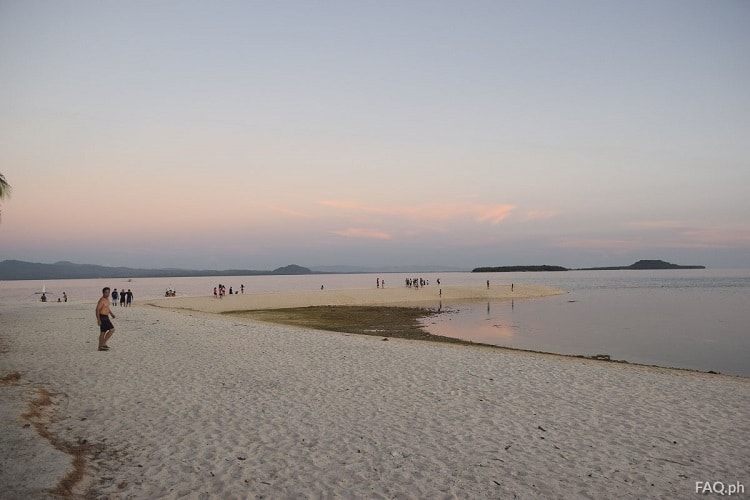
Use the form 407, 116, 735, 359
2, 1, 748, 270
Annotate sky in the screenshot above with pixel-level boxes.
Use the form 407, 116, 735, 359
1, 0, 749, 270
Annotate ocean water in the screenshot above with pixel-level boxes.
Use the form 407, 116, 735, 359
422, 269, 750, 377
1, 269, 748, 376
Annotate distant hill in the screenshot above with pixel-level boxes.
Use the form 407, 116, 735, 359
472, 265, 568, 273
0, 260, 313, 280
577, 260, 705, 271
472, 260, 705, 273
269, 264, 312, 275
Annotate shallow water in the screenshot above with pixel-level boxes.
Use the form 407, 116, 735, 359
2, 269, 748, 376
423, 288, 750, 376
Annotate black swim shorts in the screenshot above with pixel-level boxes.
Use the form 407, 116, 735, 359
99, 315, 114, 333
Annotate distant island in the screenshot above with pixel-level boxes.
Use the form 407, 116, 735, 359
473, 260, 705, 273
576, 259, 706, 271
0, 260, 313, 281
472, 265, 568, 273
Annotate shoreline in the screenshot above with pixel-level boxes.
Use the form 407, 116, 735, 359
148, 285, 740, 378
222, 305, 742, 379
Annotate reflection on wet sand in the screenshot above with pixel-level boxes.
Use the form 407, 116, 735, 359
426, 299, 519, 343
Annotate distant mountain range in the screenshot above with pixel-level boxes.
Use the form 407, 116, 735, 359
0, 260, 313, 281
0, 259, 706, 280
0, 260, 468, 281
472, 260, 705, 273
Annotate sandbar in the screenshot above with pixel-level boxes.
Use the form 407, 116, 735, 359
145, 283, 565, 314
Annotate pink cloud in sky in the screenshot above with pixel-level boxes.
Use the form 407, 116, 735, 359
331, 228, 393, 240
523, 209, 561, 221
318, 200, 516, 225
628, 220, 685, 229
626, 221, 750, 248
554, 238, 644, 251
678, 228, 750, 247
555, 225, 750, 252
271, 206, 313, 219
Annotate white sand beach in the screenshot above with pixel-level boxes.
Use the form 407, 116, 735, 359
1, 296, 748, 498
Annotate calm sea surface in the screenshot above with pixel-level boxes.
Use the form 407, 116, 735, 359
1, 269, 748, 376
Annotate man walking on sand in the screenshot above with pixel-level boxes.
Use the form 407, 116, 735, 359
96, 287, 116, 351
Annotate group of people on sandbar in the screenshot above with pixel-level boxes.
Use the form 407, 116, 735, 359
405, 277, 439, 289
214, 283, 244, 298
111, 288, 133, 307
40, 291, 68, 303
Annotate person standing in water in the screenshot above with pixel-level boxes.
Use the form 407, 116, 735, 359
96, 287, 116, 351
111, 288, 118, 306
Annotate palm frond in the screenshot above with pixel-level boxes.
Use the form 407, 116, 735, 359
0, 172, 11, 199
